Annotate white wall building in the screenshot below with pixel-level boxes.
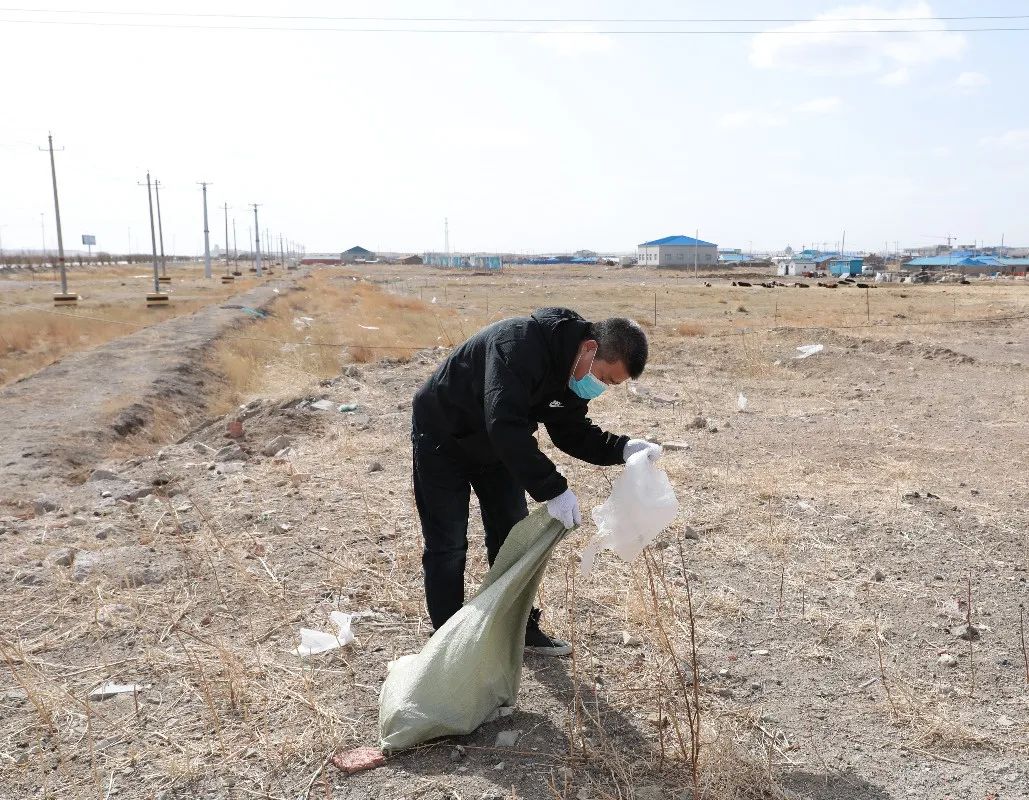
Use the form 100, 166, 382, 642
637, 235, 718, 267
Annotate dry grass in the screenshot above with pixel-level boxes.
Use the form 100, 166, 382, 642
1, 264, 1025, 798
206, 272, 452, 411
0, 279, 258, 388
675, 321, 707, 337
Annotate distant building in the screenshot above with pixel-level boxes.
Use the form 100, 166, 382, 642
341, 245, 375, 263
829, 257, 863, 277
637, 235, 718, 268
397, 254, 423, 265
905, 254, 1029, 274
779, 249, 834, 276
300, 256, 341, 265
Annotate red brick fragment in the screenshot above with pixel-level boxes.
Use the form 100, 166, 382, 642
330, 746, 386, 776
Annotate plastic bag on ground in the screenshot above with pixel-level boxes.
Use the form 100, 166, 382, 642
379, 507, 565, 751
291, 610, 356, 656
580, 450, 680, 576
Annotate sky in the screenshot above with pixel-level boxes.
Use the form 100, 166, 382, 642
1, 1, 1028, 255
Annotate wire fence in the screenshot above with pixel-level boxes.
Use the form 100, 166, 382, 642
1, 297, 1026, 351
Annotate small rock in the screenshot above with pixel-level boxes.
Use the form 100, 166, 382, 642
450, 748, 464, 762
662, 441, 689, 451
950, 623, 980, 641
48, 547, 76, 567
68, 516, 88, 527
89, 469, 121, 482
494, 729, 521, 748
997, 715, 1014, 728
33, 495, 60, 514
217, 462, 245, 475
344, 365, 362, 379
367, 461, 384, 473
310, 399, 336, 412
635, 786, 663, 800
688, 416, 706, 429
272, 522, 292, 534
101, 491, 113, 499
493, 762, 505, 771
621, 631, 641, 647
750, 649, 770, 656
96, 525, 116, 540
215, 444, 247, 462
225, 420, 244, 438
261, 435, 291, 457
938, 653, 958, 668
193, 442, 217, 455
646, 712, 669, 728
683, 525, 700, 540
872, 568, 886, 582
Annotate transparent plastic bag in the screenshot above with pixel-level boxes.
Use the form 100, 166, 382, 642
580, 450, 680, 576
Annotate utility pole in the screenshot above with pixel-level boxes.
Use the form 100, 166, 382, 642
155, 179, 168, 280
694, 228, 699, 278
232, 218, 238, 274
40, 133, 75, 300
198, 181, 212, 278
141, 172, 161, 295
279, 233, 284, 269
39, 213, 46, 267
444, 217, 450, 267
251, 204, 262, 276
222, 203, 231, 277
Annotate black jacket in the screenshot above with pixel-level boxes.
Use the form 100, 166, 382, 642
412, 307, 628, 503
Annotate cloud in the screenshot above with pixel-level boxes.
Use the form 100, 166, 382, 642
749, 2, 966, 78
929, 145, 952, 157
794, 96, 843, 113
718, 110, 787, 129
879, 67, 911, 85
531, 27, 615, 56
954, 71, 989, 90
979, 129, 1029, 151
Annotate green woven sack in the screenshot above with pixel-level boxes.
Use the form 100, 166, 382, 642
379, 507, 565, 751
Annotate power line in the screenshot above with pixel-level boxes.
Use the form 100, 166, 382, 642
2, 8, 1028, 24
0, 17, 1027, 34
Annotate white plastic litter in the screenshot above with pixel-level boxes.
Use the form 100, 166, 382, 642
89, 682, 143, 700
292, 316, 314, 330
794, 344, 824, 359
737, 392, 748, 412
580, 450, 680, 576
358, 325, 380, 330
292, 610, 357, 656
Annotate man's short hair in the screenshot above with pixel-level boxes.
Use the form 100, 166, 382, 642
588, 318, 648, 378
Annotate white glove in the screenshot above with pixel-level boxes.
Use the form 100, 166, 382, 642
546, 488, 582, 529
623, 439, 662, 463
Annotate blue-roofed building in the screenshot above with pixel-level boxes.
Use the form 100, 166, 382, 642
905, 254, 1029, 273
638, 234, 718, 268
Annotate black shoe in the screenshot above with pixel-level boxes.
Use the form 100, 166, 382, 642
524, 608, 572, 657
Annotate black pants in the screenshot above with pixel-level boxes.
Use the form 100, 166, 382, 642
412, 416, 529, 629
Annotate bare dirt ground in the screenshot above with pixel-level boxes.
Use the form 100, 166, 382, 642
0, 266, 1027, 800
